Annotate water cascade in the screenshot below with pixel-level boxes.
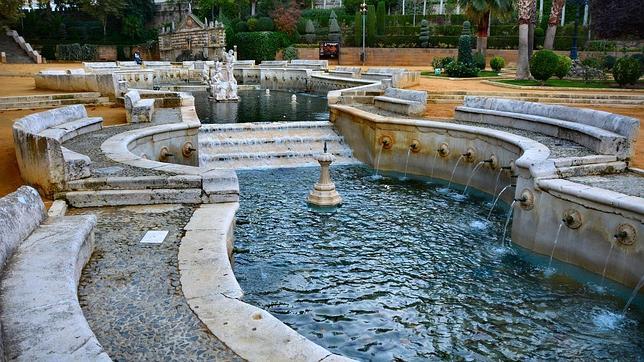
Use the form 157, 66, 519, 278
600, 243, 616, 286
547, 223, 565, 270
622, 275, 644, 314
447, 154, 466, 189
500, 200, 517, 246
463, 159, 493, 195
488, 184, 514, 219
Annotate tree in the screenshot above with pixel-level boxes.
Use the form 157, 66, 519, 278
516, 0, 535, 80
543, 0, 564, 49
367, 4, 376, 46
197, 0, 236, 19
458, 0, 513, 56
328, 10, 341, 42
376, 1, 385, 36
418, 19, 430, 47
80, 0, 125, 37
590, 0, 644, 39
272, 0, 301, 35
0, 0, 23, 27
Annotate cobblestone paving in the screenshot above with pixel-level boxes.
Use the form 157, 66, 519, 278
63, 108, 183, 178
567, 171, 644, 197
352, 104, 596, 159
73, 205, 242, 361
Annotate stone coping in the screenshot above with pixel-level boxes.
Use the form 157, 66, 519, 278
330, 104, 554, 179
536, 178, 644, 220
482, 79, 644, 93
179, 203, 353, 362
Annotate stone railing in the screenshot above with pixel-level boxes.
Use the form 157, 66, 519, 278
4, 28, 42, 63
12, 105, 103, 197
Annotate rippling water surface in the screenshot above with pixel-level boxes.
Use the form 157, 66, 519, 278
234, 165, 644, 361
193, 90, 329, 124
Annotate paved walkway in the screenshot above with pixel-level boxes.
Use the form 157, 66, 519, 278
71, 204, 242, 361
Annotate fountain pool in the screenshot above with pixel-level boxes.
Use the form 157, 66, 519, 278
193, 90, 329, 124
234, 165, 644, 361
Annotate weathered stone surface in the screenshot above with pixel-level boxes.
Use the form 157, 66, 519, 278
47, 200, 68, 218
13, 105, 101, 196
457, 97, 639, 158
124, 90, 155, 123
373, 88, 427, 116
63, 188, 204, 207
0, 214, 110, 361
202, 169, 240, 203
66, 175, 202, 191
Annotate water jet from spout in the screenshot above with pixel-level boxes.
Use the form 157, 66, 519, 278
463, 161, 485, 195
447, 155, 465, 189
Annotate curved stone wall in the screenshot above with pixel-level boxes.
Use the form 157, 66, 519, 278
329, 104, 644, 289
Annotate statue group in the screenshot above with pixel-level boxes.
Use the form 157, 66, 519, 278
207, 49, 239, 102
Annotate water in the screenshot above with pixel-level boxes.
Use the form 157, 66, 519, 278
373, 145, 384, 179
234, 165, 644, 361
600, 243, 616, 287
492, 168, 503, 196
403, 149, 411, 179
546, 223, 565, 273
430, 151, 439, 178
463, 161, 485, 195
500, 200, 516, 246
624, 275, 644, 314
192, 90, 329, 124
446, 155, 465, 189
488, 185, 513, 219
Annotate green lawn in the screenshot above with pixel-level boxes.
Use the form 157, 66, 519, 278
420, 70, 501, 78
497, 79, 643, 89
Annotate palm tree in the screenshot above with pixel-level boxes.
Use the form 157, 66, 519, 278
516, 0, 535, 79
544, 0, 565, 49
458, 0, 513, 56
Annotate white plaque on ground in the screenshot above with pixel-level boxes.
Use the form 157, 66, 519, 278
140, 230, 169, 244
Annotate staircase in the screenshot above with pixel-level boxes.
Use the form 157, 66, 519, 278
199, 121, 358, 170
0, 34, 34, 63
428, 90, 644, 106
0, 92, 111, 111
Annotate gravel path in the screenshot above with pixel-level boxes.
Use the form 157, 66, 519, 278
74, 204, 242, 361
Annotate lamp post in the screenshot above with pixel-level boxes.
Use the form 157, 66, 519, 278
569, 0, 588, 60
360, 1, 368, 64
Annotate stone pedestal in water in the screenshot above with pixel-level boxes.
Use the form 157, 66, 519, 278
308, 152, 342, 207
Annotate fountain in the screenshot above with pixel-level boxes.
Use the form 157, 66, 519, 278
488, 184, 514, 219
547, 222, 565, 270
463, 159, 494, 195
291, 94, 297, 103
500, 200, 517, 245
208, 49, 239, 102
446, 154, 465, 189
307, 142, 342, 207
265, 89, 270, 95
622, 275, 644, 314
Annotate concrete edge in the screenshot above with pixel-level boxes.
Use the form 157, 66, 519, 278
178, 204, 354, 362
481, 79, 644, 93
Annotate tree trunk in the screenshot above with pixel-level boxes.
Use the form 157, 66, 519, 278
103, 18, 107, 37
516, 0, 534, 80
544, 0, 565, 49
476, 12, 490, 56
251, 0, 256, 16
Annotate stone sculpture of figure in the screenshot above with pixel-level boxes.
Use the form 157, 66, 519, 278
201, 65, 210, 85
208, 50, 239, 101
209, 61, 227, 100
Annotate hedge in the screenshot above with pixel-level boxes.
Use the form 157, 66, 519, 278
234, 32, 291, 61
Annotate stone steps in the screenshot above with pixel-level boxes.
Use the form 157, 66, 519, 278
65, 175, 202, 191
0, 92, 110, 110
427, 90, 644, 106
428, 96, 644, 106
61, 188, 205, 208
199, 121, 355, 169
555, 161, 628, 178
0, 34, 34, 63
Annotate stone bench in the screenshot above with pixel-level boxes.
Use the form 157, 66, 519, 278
455, 97, 639, 159
374, 88, 427, 116
329, 66, 362, 78
13, 105, 103, 196
83, 62, 118, 73
143, 61, 172, 69
124, 90, 155, 123
259, 60, 288, 68
287, 59, 328, 71
0, 186, 109, 361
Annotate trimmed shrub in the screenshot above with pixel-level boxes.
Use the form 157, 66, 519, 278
354, 12, 362, 47
530, 50, 560, 84
581, 56, 602, 69
473, 52, 485, 70
235, 21, 249, 32
432, 56, 454, 69
445, 61, 479, 77
632, 53, 644, 73
376, 1, 386, 36
55, 43, 97, 61
256, 17, 274, 31
613, 56, 642, 86
283, 46, 298, 61
602, 55, 616, 71
235, 32, 291, 61
457, 21, 473, 65
554, 55, 573, 79
534, 27, 545, 37
490, 56, 505, 72
304, 19, 316, 44
419, 19, 430, 48
247, 18, 258, 31
328, 11, 341, 42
